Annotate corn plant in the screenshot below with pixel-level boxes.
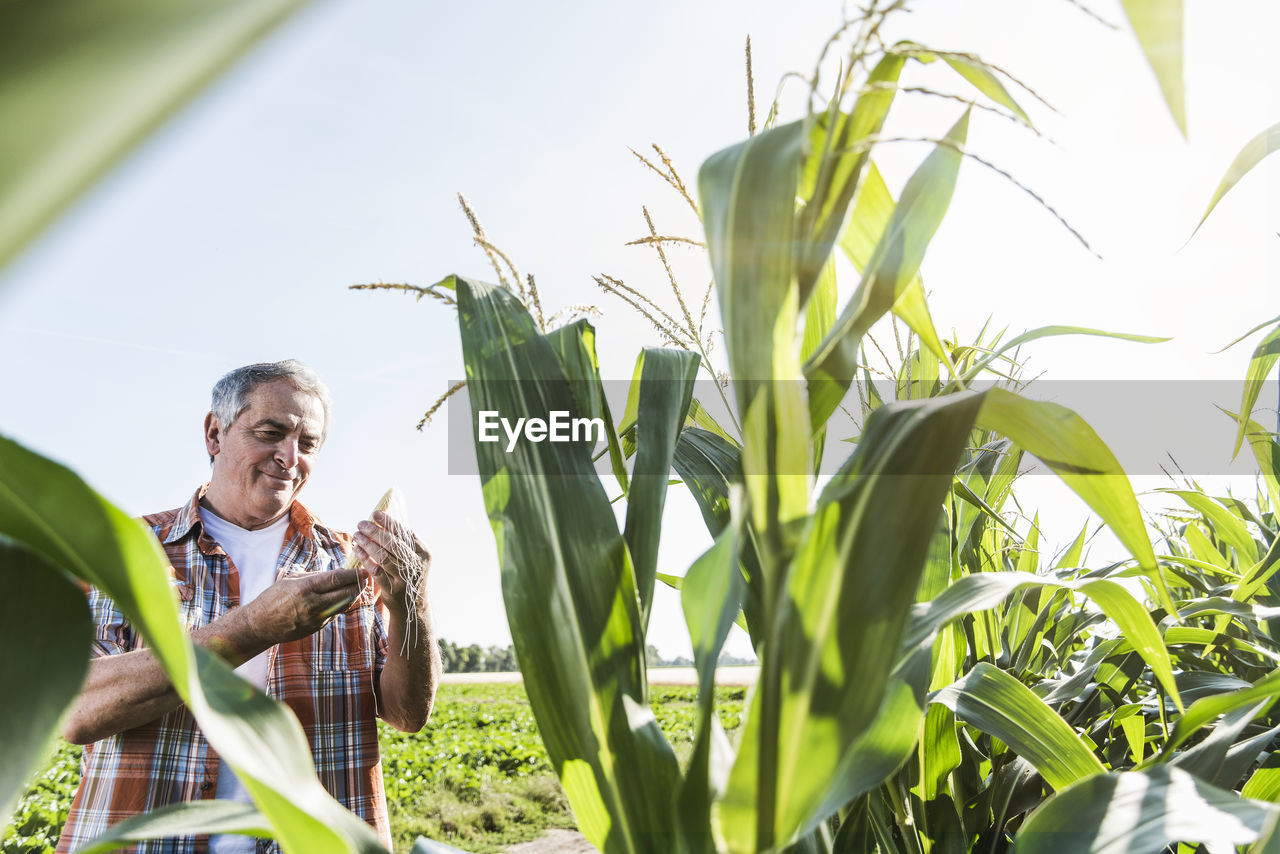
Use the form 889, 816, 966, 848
426, 4, 1280, 852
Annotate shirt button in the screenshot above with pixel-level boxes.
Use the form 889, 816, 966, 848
200, 781, 213, 792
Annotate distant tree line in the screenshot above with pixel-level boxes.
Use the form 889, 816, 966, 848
437, 640, 757, 673
645, 644, 757, 667
437, 639, 519, 673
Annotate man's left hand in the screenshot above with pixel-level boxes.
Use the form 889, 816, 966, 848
350, 511, 430, 619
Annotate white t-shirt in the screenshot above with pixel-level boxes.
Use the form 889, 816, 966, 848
197, 506, 290, 854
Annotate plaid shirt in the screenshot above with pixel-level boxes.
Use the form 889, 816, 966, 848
58, 486, 393, 853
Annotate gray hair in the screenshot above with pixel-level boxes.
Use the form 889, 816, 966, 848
209, 360, 332, 459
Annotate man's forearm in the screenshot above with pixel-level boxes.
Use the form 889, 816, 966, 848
377, 600, 441, 733
61, 608, 271, 745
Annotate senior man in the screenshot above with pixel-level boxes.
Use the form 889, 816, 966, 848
57, 360, 440, 853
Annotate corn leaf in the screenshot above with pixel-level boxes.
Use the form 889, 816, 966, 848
839, 161, 952, 379
454, 276, 680, 853
719, 391, 985, 852
671, 427, 767, 645
0, 0, 314, 270
1173, 704, 1280, 790
902, 570, 1181, 711
700, 119, 812, 575
1015, 766, 1277, 853
0, 536, 91, 821
0, 435, 380, 851
794, 53, 906, 305
1240, 413, 1280, 513
623, 349, 700, 627
678, 509, 745, 852
410, 837, 474, 854
1192, 122, 1280, 241
976, 389, 1159, 576
1232, 319, 1280, 457
1244, 756, 1280, 803
685, 398, 738, 447
951, 325, 1168, 388
79, 801, 271, 854
1118, 0, 1186, 137
1163, 489, 1259, 564
891, 41, 1032, 126
1161, 670, 1280, 757
546, 319, 629, 496
800, 260, 838, 367
805, 111, 970, 431
932, 663, 1105, 791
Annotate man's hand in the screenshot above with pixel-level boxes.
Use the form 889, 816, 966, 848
244, 568, 366, 646
349, 511, 438, 732
350, 511, 430, 619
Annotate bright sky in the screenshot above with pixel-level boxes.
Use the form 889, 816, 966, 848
0, 0, 1276, 659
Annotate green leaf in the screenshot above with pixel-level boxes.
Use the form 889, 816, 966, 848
891, 42, 1032, 126
805, 110, 970, 430
1015, 766, 1277, 853
1243, 755, 1280, 802
801, 260, 838, 367
976, 389, 1161, 580
0, 435, 380, 851
932, 663, 1104, 791
939, 55, 1031, 126
0, 0, 314, 270
0, 537, 91, 822
684, 397, 738, 447
455, 276, 680, 853
623, 349, 700, 627
78, 801, 271, 854
1192, 122, 1280, 240
1232, 319, 1280, 458
903, 571, 1182, 712
1163, 489, 1259, 564
545, 319, 629, 496
1054, 522, 1090, 570
411, 837, 475, 854
671, 427, 766, 644
677, 508, 744, 851
1118, 0, 1186, 137
1239, 413, 1280, 514
699, 118, 811, 569
719, 391, 986, 851
951, 325, 1168, 388
795, 53, 907, 305
1161, 670, 1280, 757
1173, 703, 1280, 790
839, 160, 952, 377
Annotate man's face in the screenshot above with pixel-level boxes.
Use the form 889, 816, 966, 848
203, 379, 325, 530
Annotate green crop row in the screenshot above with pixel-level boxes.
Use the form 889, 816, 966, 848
3, 683, 745, 854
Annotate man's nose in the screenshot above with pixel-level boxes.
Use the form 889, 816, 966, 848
275, 439, 300, 471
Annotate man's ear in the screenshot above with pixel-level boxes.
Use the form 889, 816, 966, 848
204, 412, 223, 458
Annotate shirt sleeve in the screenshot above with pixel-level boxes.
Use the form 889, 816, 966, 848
86, 586, 138, 657
372, 602, 389, 674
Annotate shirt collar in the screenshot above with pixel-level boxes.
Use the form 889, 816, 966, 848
160, 484, 339, 548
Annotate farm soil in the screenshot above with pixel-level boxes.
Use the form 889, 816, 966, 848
503, 828, 594, 852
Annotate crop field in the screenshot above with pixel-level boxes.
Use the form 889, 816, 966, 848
2, 682, 746, 854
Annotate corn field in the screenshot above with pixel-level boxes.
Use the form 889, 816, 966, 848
3, 1, 1280, 853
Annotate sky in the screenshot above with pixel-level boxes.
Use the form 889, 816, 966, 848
0, 0, 1277, 659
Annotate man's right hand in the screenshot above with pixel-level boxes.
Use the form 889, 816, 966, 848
245, 569, 366, 645
62, 568, 367, 745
